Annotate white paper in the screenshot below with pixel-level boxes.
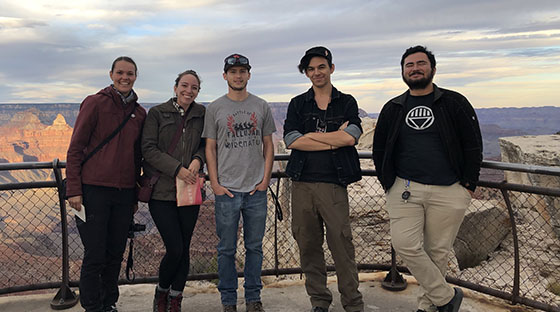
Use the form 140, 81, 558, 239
72, 204, 86, 222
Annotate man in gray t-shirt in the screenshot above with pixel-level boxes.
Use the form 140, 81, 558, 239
202, 53, 276, 312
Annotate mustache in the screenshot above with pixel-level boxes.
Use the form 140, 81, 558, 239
409, 70, 424, 76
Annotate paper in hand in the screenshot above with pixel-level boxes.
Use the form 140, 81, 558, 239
72, 204, 86, 222
176, 177, 204, 206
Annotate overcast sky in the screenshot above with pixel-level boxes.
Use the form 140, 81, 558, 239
1, 0, 559, 113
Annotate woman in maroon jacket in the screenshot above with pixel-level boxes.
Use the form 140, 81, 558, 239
66, 56, 146, 312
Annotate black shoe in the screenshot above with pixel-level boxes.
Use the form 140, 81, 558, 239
417, 310, 426, 312
437, 287, 463, 312
311, 307, 329, 312
103, 305, 118, 312
246, 301, 265, 312
223, 305, 237, 312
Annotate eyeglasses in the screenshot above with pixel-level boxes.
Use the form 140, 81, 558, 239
225, 55, 249, 66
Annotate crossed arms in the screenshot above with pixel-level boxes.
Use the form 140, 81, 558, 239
286, 121, 358, 151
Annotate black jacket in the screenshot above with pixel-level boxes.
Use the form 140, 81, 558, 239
372, 84, 482, 191
284, 87, 362, 186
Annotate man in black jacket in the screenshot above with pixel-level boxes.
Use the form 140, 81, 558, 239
284, 46, 364, 312
372, 46, 482, 312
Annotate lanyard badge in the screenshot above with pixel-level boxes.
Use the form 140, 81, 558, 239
402, 180, 411, 203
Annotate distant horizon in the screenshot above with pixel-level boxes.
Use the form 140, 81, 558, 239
0, 102, 559, 115
0, 104, 558, 160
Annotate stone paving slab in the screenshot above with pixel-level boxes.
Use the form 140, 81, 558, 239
0, 273, 535, 311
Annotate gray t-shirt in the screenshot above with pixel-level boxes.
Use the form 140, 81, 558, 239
202, 93, 277, 192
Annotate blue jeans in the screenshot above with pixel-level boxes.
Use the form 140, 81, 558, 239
214, 190, 267, 305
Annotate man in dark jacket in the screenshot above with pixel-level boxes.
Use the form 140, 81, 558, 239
372, 46, 482, 312
284, 46, 364, 312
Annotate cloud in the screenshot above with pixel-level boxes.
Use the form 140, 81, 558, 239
0, 17, 47, 29
0, 0, 559, 112
8, 81, 97, 103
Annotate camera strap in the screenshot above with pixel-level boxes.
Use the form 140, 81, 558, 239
82, 104, 136, 166
125, 237, 135, 281
267, 185, 283, 221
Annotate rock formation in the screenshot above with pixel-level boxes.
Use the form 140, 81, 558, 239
499, 134, 560, 239
356, 117, 375, 151
453, 199, 511, 269
0, 110, 72, 163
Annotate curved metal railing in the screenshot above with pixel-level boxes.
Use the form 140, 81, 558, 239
0, 154, 559, 311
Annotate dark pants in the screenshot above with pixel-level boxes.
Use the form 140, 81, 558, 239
76, 184, 135, 312
149, 199, 200, 291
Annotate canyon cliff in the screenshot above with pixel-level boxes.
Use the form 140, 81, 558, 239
0, 110, 72, 163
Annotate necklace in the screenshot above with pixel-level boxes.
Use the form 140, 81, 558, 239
315, 102, 329, 133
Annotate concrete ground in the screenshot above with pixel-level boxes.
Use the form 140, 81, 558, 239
0, 273, 536, 312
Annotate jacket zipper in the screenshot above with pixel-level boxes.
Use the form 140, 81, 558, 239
181, 126, 186, 167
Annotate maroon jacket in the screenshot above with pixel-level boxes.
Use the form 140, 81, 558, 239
66, 86, 146, 197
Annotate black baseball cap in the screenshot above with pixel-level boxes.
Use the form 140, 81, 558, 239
224, 54, 251, 72
298, 46, 332, 73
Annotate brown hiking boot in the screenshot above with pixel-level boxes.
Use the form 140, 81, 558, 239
153, 286, 169, 312
167, 293, 183, 312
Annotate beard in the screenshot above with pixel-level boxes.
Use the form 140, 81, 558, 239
227, 81, 247, 91
403, 69, 434, 90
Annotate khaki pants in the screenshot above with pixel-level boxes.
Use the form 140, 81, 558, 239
387, 177, 471, 310
291, 181, 364, 312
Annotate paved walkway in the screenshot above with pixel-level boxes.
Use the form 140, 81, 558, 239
0, 273, 533, 311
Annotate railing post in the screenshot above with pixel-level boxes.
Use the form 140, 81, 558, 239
273, 176, 280, 276
381, 245, 408, 291
50, 159, 79, 310
500, 184, 521, 305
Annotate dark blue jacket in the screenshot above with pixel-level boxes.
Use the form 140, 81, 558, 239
372, 84, 482, 192
283, 87, 362, 186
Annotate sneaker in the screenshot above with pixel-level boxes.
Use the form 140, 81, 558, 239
311, 307, 329, 312
223, 304, 237, 312
437, 287, 463, 312
153, 286, 169, 312
167, 293, 183, 312
103, 305, 118, 312
246, 301, 264, 312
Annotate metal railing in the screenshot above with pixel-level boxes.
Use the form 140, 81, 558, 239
0, 154, 559, 311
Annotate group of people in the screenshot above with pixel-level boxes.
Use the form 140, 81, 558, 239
65, 45, 482, 312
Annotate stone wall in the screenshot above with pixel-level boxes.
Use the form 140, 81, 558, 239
499, 134, 560, 239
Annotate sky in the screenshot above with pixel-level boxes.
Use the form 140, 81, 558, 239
0, 0, 559, 113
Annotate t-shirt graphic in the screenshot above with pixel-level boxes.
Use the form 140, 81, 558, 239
202, 93, 276, 192
224, 111, 262, 149
395, 93, 457, 186
405, 105, 434, 130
